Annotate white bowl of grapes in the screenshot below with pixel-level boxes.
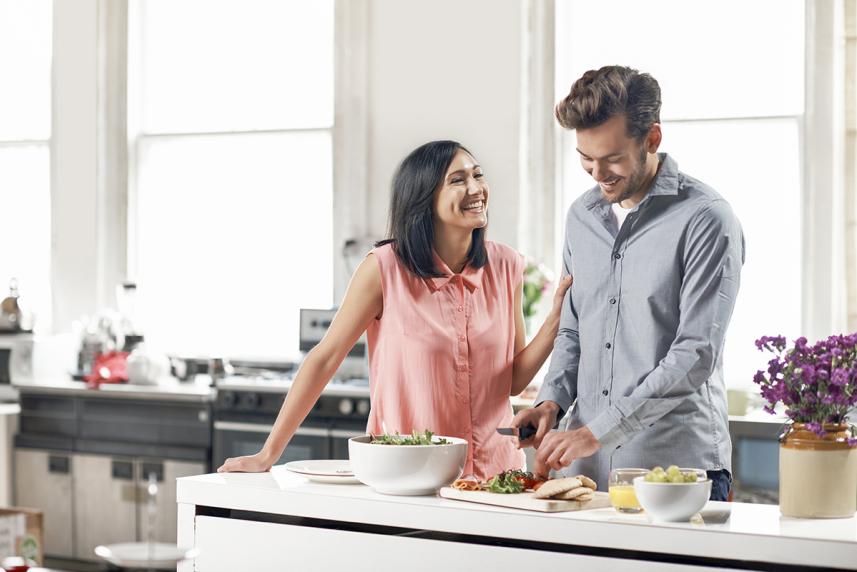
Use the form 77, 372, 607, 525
633, 465, 711, 522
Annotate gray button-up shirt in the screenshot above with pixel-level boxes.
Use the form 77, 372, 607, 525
536, 153, 744, 491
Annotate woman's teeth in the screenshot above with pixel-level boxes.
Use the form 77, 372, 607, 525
462, 200, 485, 213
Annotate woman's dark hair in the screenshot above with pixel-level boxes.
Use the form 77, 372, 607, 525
375, 140, 487, 278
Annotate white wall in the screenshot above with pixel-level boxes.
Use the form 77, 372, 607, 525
365, 0, 524, 248
51, 0, 100, 332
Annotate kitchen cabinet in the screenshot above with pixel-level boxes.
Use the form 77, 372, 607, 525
13, 449, 74, 556
136, 458, 206, 544
13, 385, 212, 561
72, 453, 138, 558
73, 454, 206, 559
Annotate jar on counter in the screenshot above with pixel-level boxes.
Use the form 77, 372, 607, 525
779, 422, 857, 518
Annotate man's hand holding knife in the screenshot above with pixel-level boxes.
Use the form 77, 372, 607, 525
503, 400, 601, 479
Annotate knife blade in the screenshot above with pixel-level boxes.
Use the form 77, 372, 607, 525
496, 425, 537, 441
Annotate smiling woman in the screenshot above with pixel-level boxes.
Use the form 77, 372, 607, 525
217, 140, 572, 480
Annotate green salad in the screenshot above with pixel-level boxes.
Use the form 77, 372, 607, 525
369, 429, 450, 446
485, 470, 530, 494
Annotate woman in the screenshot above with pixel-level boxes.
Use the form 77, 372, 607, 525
218, 140, 571, 479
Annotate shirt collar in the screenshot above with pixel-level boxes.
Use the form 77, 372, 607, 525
425, 250, 484, 292
584, 152, 680, 212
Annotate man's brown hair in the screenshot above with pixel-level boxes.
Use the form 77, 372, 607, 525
555, 65, 661, 141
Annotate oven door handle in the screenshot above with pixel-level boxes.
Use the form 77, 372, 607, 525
213, 421, 330, 438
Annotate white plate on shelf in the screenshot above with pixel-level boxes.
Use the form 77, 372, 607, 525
283, 460, 361, 484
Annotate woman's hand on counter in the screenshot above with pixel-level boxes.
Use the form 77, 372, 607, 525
217, 450, 275, 473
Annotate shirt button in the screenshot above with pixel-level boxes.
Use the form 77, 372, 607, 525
457, 306, 463, 312
613, 252, 622, 260
609, 298, 616, 304
602, 389, 609, 396
459, 335, 466, 341
605, 342, 612, 349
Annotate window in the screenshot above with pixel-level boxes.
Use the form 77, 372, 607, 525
555, 0, 805, 388
0, 0, 52, 331
128, 0, 334, 359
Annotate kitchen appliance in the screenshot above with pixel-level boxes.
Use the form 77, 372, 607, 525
0, 333, 33, 402
0, 278, 31, 333
300, 308, 368, 380
213, 377, 369, 468
213, 308, 371, 468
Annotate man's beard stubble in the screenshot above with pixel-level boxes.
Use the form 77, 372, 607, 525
609, 145, 649, 205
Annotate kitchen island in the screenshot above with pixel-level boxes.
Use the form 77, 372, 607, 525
176, 468, 857, 571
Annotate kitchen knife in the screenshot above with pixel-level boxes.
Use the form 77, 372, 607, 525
496, 425, 537, 441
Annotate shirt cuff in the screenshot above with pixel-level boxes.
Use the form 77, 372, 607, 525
533, 381, 574, 425
586, 406, 640, 450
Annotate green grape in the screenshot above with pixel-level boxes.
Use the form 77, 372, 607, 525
654, 472, 669, 483
644, 473, 654, 482
652, 466, 665, 474
684, 472, 698, 483
668, 473, 684, 483
666, 465, 681, 476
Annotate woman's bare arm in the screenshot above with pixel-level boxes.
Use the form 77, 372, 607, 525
217, 254, 383, 472
510, 275, 572, 396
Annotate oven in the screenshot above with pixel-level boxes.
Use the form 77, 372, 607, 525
212, 381, 370, 467
214, 420, 333, 465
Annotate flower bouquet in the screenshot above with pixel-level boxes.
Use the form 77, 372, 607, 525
522, 261, 553, 323
753, 333, 857, 517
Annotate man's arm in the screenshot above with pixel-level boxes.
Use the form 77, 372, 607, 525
586, 199, 745, 450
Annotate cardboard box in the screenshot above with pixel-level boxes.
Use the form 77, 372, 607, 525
0, 508, 43, 566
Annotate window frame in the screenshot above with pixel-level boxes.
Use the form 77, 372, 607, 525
522, 0, 847, 386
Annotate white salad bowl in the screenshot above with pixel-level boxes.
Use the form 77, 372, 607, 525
633, 473, 712, 522
348, 435, 467, 496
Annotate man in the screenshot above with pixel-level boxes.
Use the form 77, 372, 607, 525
511, 65, 744, 501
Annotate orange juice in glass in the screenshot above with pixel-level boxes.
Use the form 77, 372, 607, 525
609, 468, 647, 513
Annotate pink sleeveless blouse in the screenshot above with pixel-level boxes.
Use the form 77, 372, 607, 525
365, 240, 526, 479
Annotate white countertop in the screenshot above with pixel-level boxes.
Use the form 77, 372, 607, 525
178, 467, 857, 570
14, 378, 215, 402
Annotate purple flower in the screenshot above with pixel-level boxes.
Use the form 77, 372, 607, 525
831, 368, 849, 387
805, 421, 823, 433
753, 331, 857, 430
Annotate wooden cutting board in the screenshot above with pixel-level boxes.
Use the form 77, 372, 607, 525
439, 487, 611, 513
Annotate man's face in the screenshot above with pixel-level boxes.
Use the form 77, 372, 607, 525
575, 114, 655, 205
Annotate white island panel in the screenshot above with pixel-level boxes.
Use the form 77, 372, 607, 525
176, 468, 857, 571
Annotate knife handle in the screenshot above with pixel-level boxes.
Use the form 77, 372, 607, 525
518, 424, 537, 441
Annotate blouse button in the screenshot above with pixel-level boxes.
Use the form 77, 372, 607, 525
457, 306, 463, 312
459, 335, 466, 341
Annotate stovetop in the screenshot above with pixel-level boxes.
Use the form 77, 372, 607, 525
214, 375, 370, 420
215, 375, 369, 398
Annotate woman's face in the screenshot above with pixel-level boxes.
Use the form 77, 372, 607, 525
432, 149, 488, 232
